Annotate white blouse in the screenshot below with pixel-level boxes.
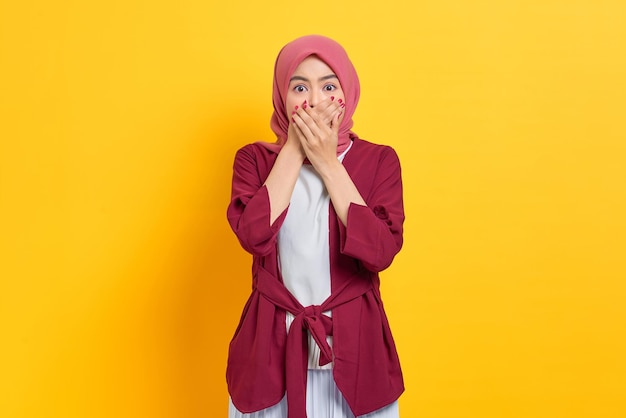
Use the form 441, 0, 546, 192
277, 144, 351, 369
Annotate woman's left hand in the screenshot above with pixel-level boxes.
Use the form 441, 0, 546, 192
291, 97, 343, 173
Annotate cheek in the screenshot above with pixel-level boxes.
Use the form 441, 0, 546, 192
285, 92, 300, 112
333, 88, 345, 104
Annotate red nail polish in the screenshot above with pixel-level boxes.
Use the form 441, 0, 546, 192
295, 105, 298, 110
338, 98, 343, 104
340, 103, 345, 108
303, 103, 308, 109
331, 96, 335, 101
292, 111, 296, 115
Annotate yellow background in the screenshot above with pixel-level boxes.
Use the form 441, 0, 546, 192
1, 0, 625, 417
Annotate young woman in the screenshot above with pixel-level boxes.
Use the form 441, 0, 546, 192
226, 35, 405, 418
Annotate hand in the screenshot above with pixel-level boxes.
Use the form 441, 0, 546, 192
291, 97, 344, 172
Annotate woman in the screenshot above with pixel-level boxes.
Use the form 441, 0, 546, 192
226, 35, 405, 418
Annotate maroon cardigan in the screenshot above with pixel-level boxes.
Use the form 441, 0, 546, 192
226, 135, 405, 418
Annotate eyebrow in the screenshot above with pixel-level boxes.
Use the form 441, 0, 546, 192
289, 74, 338, 83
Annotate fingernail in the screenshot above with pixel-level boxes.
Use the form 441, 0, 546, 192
292, 111, 296, 115
303, 103, 308, 109
340, 103, 345, 108
338, 98, 343, 104
294, 105, 298, 110
330, 96, 335, 101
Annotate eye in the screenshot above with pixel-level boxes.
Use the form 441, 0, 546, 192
293, 85, 308, 93
323, 84, 337, 92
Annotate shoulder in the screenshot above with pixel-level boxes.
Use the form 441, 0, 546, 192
232, 142, 280, 180
233, 142, 280, 164
234, 142, 277, 158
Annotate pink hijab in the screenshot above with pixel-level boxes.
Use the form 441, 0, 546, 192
265, 35, 360, 155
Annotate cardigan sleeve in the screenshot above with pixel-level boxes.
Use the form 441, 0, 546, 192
227, 145, 288, 256
338, 146, 404, 272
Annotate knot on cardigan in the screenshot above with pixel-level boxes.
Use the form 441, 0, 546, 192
299, 305, 334, 367
253, 264, 377, 418
303, 304, 322, 318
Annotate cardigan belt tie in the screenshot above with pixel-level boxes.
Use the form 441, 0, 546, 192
255, 265, 373, 418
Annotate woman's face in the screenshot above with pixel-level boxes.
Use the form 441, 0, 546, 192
285, 55, 345, 113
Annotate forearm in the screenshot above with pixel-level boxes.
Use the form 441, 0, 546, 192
334, 147, 405, 271
263, 145, 304, 224
318, 160, 366, 226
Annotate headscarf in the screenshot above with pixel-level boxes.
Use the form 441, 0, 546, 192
266, 35, 360, 155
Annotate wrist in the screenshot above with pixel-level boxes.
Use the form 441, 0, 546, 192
280, 141, 305, 162
316, 158, 344, 180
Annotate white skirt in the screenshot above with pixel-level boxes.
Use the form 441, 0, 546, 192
228, 369, 399, 418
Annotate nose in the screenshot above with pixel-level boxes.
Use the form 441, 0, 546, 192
308, 89, 320, 108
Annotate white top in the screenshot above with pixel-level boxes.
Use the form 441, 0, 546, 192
278, 144, 351, 369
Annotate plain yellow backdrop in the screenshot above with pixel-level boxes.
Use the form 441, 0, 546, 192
1, 1, 625, 417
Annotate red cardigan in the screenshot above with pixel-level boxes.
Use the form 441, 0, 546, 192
226, 135, 405, 418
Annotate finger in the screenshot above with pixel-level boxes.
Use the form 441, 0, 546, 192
292, 119, 318, 158
304, 98, 341, 126
298, 106, 338, 140
292, 111, 318, 143
295, 107, 325, 138
318, 101, 342, 126
330, 107, 343, 132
